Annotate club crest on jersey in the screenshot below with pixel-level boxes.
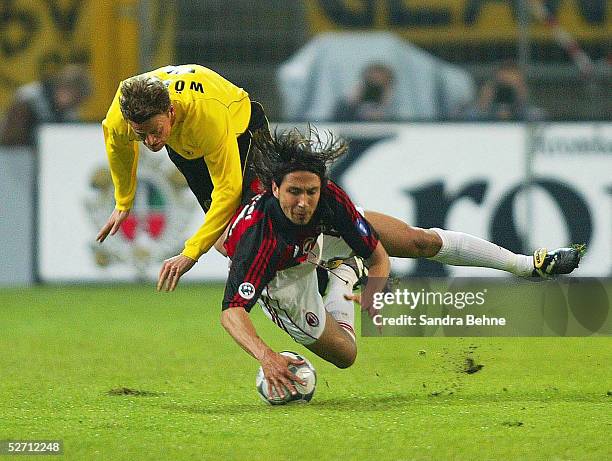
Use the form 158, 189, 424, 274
305, 312, 319, 327
303, 237, 317, 253
295, 237, 317, 257
238, 282, 256, 300
356, 217, 370, 237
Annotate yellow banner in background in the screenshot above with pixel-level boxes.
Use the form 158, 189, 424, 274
307, 0, 612, 43
142, 0, 176, 71
0, 0, 175, 122
0, 0, 92, 116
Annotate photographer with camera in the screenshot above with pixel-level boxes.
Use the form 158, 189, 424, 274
466, 60, 546, 121
333, 63, 396, 122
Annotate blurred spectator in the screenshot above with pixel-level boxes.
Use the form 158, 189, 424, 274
278, 32, 475, 122
0, 64, 92, 146
465, 61, 546, 121
334, 63, 396, 122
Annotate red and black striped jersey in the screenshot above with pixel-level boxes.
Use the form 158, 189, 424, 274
222, 181, 378, 311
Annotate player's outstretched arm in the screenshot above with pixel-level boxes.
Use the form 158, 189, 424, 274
96, 209, 131, 243
221, 308, 306, 399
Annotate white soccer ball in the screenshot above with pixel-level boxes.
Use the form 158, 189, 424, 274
256, 351, 317, 405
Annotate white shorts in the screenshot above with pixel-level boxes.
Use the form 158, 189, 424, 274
257, 207, 365, 345
258, 235, 326, 345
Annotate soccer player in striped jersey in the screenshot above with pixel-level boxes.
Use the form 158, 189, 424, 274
219, 127, 582, 397
220, 129, 390, 398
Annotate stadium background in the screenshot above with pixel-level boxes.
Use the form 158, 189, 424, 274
0, 2, 610, 459
0, 0, 609, 121
0, 0, 610, 284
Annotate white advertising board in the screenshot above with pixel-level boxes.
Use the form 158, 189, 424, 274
325, 123, 611, 277
531, 124, 612, 277
38, 123, 611, 281
0, 147, 35, 285
38, 124, 229, 282
332, 123, 527, 276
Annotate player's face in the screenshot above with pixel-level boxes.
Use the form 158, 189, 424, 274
273, 171, 321, 225
129, 106, 175, 152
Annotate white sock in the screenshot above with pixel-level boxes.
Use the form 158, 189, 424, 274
324, 264, 358, 341
429, 228, 533, 276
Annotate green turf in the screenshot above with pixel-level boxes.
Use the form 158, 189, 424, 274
0, 284, 610, 460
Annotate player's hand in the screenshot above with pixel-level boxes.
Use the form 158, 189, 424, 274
96, 209, 130, 243
260, 350, 306, 400
346, 292, 378, 319
344, 293, 361, 304
157, 254, 197, 292
345, 293, 374, 316
347, 292, 383, 332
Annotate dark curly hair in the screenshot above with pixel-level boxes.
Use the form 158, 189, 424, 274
251, 126, 348, 191
119, 75, 170, 123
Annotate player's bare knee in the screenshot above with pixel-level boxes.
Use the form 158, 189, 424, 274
333, 339, 357, 369
332, 347, 357, 369
341, 349, 357, 368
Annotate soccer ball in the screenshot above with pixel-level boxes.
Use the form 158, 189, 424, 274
256, 351, 317, 405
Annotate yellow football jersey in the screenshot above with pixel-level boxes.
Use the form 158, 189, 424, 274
102, 64, 251, 260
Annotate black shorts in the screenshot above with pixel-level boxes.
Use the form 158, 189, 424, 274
166, 100, 269, 212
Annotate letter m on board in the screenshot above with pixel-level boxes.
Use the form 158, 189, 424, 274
190, 81, 204, 93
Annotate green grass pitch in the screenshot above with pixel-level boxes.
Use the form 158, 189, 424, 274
0, 284, 610, 460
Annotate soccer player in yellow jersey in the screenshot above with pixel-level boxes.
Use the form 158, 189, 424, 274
97, 64, 582, 292
96, 64, 269, 290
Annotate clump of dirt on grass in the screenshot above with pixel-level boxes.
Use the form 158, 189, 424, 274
425, 343, 485, 396
107, 387, 162, 397
502, 421, 524, 427
463, 357, 484, 374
